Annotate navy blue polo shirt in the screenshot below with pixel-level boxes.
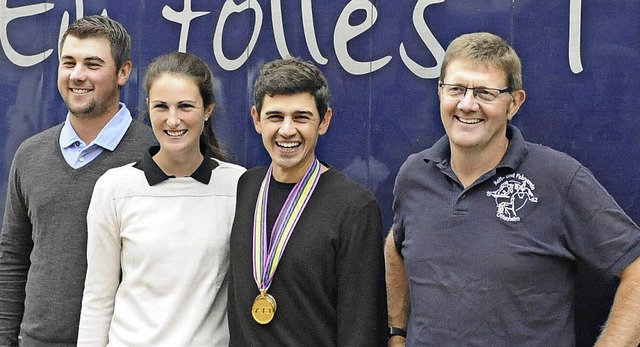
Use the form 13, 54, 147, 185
392, 124, 640, 346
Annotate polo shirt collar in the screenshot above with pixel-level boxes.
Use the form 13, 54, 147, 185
422, 124, 529, 171
496, 124, 528, 170
134, 140, 218, 186
59, 102, 132, 151
422, 134, 450, 165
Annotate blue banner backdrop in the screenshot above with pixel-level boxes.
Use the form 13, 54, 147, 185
1, 1, 639, 345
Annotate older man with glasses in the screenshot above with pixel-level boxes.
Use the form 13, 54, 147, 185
385, 32, 640, 346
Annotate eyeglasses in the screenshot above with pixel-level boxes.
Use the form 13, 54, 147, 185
439, 82, 512, 103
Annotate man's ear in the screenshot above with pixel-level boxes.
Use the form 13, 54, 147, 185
507, 89, 526, 121
251, 106, 261, 134
117, 60, 132, 87
318, 107, 333, 136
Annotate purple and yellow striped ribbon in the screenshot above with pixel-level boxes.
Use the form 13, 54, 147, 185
253, 158, 321, 292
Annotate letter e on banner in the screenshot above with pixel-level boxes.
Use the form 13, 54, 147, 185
334, 0, 391, 75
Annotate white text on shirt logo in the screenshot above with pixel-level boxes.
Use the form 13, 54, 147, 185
486, 173, 538, 222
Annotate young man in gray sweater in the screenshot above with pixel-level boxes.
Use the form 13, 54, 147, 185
0, 15, 155, 346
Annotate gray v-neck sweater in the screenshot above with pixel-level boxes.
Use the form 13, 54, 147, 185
0, 121, 155, 346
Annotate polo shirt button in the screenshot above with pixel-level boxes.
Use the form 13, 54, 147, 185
461, 194, 466, 199
79, 157, 85, 162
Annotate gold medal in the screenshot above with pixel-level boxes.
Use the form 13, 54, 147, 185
251, 290, 277, 324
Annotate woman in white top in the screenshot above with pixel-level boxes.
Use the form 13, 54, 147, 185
78, 52, 244, 346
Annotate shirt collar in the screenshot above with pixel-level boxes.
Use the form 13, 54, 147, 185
133, 140, 218, 186
59, 102, 133, 150
496, 124, 528, 170
422, 124, 529, 171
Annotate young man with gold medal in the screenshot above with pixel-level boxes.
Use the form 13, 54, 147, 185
228, 58, 387, 346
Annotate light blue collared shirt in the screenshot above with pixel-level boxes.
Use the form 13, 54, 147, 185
59, 103, 133, 168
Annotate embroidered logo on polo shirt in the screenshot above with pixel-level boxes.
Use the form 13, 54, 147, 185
486, 173, 538, 222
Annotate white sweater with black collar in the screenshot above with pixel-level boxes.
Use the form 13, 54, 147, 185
78, 159, 245, 346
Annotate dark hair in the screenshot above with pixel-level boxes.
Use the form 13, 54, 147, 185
440, 32, 523, 91
144, 52, 226, 161
253, 57, 330, 119
61, 15, 131, 72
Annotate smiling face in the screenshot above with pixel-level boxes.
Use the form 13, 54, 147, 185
148, 73, 212, 163
439, 59, 525, 156
57, 35, 130, 120
252, 92, 332, 183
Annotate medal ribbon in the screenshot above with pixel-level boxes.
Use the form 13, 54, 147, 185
253, 158, 321, 292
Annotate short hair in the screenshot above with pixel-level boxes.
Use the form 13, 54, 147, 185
253, 57, 330, 119
144, 52, 226, 161
60, 15, 131, 71
439, 32, 523, 91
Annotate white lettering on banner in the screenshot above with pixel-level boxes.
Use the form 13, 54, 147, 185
0, 0, 54, 67
301, 0, 328, 65
213, 0, 263, 71
0, 0, 585, 77
59, 11, 69, 60
74, 0, 84, 19
271, 0, 292, 60
569, 0, 583, 73
163, 0, 209, 52
399, 0, 445, 79
56, 2, 108, 60
270, 0, 328, 65
334, 0, 392, 75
